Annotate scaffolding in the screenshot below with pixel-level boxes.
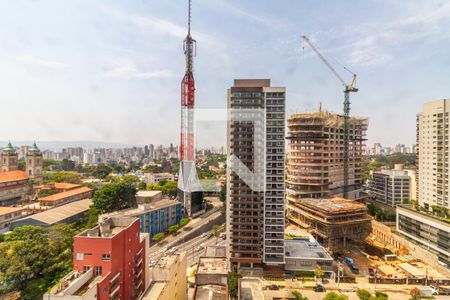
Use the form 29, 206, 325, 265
287, 197, 371, 250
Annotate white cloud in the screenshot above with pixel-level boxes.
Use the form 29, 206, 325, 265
102, 61, 173, 80
310, 2, 450, 68
15, 54, 69, 68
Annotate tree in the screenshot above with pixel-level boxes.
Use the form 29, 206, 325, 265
60, 159, 75, 171
292, 291, 308, 300
168, 224, 180, 234
228, 272, 241, 300
212, 225, 222, 236
121, 175, 140, 187
323, 292, 349, 300
152, 232, 164, 242
314, 266, 325, 283
180, 218, 189, 227
138, 181, 147, 190
43, 171, 82, 184
0, 224, 76, 299
357, 289, 372, 300
409, 287, 420, 300
92, 164, 113, 179
92, 182, 137, 213
374, 291, 388, 300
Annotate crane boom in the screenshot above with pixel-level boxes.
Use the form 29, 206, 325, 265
301, 35, 359, 199
301, 35, 346, 86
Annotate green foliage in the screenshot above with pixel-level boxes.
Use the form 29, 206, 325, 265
367, 203, 396, 222
314, 266, 325, 278
0, 224, 76, 299
0, 233, 4, 242
168, 224, 180, 234
357, 289, 372, 300
292, 291, 308, 300
37, 188, 60, 198
84, 207, 101, 229
147, 180, 178, 197
295, 270, 315, 278
43, 171, 82, 184
323, 292, 349, 300
138, 181, 147, 190
228, 272, 241, 300
431, 205, 449, 218
152, 232, 164, 242
212, 224, 222, 236
143, 165, 163, 174
92, 164, 113, 179
374, 291, 388, 299
180, 218, 189, 227
92, 181, 137, 213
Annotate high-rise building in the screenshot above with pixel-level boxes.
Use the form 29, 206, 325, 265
286, 111, 368, 201
369, 164, 411, 207
417, 99, 450, 209
226, 79, 285, 271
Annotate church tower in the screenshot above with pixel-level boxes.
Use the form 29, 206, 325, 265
1, 141, 18, 172
26, 142, 43, 183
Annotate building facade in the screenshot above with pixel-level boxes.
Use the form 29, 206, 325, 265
26, 142, 43, 183
45, 217, 149, 300
226, 79, 285, 271
0, 171, 30, 206
100, 199, 183, 238
369, 164, 411, 207
286, 111, 367, 201
397, 205, 449, 268
416, 99, 450, 209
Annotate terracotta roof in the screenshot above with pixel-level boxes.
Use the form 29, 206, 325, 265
0, 206, 23, 216
39, 187, 92, 202
0, 171, 28, 183
53, 183, 81, 190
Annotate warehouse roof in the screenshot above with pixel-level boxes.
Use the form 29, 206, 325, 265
13, 198, 92, 226
39, 187, 92, 202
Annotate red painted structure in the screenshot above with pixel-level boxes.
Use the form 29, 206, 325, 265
73, 217, 147, 300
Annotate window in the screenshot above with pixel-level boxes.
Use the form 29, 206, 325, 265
101, 253, 111, 260
76, 253, 84, 260
83, 265, 90, 273
95, 266, 102, 276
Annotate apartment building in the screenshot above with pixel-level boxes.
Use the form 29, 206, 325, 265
99, 199, 183, 238
226, 79, 285, 271
369, 164, 411, 207
416, 99, 450, 209
286, 111, 367, 201
45, 217, 149, 300
397, 205, 449, 268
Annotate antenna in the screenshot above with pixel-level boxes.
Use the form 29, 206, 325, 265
188, 0, 192, 35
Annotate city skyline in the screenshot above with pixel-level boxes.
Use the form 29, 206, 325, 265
1, 1, 449, 147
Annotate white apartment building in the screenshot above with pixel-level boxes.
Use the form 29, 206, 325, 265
416, 99, 450, 209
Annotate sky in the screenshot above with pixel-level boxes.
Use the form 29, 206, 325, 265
0, 0, 449, 148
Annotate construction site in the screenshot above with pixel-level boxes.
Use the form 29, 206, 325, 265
287, 197, 372, 250
286, 111, 368, 200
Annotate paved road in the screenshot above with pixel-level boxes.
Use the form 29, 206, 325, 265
148, 206, 223, 264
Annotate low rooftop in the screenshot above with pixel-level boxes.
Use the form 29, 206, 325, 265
398, 204, 450, 225
299, 197, 368, 214
197, 257, 228, 275
0, 171, 27, 183
204, 246, 227, 258
35, 182, 81, 190
39, 187, 92, 202
285, 239, 333, 260
46, 268, 102, 297
0, 206, 23, 216
12, 198, 92, 227
78, 216, 137, 239
136, 190, 162, 198
195, 284, 227, 300
100, 199, 181, 220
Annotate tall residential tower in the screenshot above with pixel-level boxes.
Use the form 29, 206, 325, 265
226, 79, 285, 272
417, 99, 450, 210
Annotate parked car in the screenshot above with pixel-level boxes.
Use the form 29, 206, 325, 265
219, 233, 226, 240
268, 285, 279, 290
314, 285, 326, 292
169, 246, 177, 254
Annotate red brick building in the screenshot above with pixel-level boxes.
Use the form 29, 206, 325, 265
72, 217, 149, 299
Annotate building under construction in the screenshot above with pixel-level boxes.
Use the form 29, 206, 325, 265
286, 111, 368, 200
287, 197, 371, 250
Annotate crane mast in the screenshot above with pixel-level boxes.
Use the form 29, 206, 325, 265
301, 35, 358, 199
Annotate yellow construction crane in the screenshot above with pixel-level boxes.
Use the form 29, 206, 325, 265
301, 35, 359, 198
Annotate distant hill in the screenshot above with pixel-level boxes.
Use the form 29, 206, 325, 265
0, 141, 129, 151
